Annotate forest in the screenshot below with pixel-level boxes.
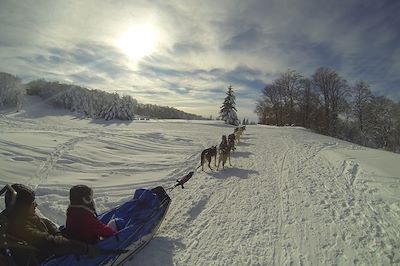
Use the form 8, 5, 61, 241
255, 68, 400, 153
0, 72, 204, 121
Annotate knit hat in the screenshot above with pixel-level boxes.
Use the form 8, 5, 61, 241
69, 185, 96, 212
5, 184, 35, 210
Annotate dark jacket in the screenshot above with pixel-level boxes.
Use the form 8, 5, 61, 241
7, 212, 89, 264
66, 205, 116, 244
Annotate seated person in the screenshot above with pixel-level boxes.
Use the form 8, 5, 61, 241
65, 185, 116, 244
5, 184, 97, 265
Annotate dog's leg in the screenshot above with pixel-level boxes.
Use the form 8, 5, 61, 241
228, 152, 232, 166
208, 158, 213, 171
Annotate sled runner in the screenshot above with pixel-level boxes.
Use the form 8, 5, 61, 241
1, 185, 171, 266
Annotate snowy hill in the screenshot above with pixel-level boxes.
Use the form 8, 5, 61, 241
0, 100, 399, 265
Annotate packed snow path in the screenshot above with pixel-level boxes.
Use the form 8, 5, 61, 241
0, 105, 399, 265
138, 125, 399, 266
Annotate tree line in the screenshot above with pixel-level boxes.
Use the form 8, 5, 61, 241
0, 72, 204, 121
255, 68, 400, 153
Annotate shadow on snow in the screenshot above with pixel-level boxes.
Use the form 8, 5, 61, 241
208, 167, 259, 179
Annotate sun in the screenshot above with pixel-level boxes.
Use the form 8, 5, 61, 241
118, 24, 158, 61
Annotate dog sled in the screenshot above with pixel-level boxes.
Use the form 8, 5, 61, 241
0, 184, 171, 266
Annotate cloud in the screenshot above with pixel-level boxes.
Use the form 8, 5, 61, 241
222, 26, 265, 51
1, 0, 399, 121
172, 42, 206, 55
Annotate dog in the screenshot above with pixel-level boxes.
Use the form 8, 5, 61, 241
228, 133, 236, 151
234, 130, 242, 143
219, 135, 228, 153
217, 142, 233, 170
197, 146, 217, 171
234, 126, 245, 143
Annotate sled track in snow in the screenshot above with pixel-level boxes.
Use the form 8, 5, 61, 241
272, 136, 291, 266
31, 134, 100, 187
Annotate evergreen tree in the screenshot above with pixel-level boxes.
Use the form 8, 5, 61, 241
219, 85, 239, 126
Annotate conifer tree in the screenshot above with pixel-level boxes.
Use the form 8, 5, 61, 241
219, 85, 239, 126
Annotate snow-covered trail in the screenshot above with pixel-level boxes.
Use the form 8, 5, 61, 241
1, 101, 399, 265
134, 126, 400, 266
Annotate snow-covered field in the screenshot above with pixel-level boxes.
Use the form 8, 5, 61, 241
1, 96, 399, 265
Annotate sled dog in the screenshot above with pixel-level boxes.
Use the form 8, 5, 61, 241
197, 146, 217, 171
228, 133, 236, 151
217, 142, 233, 170
219, 135, 228, 153
234, 127, 245, 143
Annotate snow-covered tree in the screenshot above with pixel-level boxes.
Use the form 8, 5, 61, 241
119, 95, 135, 120
103, 93, 121, 121
0, 72, 25, 111
219, 85, 239, 126
25, 77, 203, 121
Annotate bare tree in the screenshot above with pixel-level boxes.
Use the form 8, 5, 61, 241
369, 96, 396, 150
254, 67, 399, 153
351, 80, 373, 145
257, 83, 286, 125
298, 78, 321, 129
312, 67, 349, 135
255, 100, 268, 124
275, 70, 303, 125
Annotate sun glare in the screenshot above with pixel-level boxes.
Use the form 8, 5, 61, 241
118, 25, 158, 62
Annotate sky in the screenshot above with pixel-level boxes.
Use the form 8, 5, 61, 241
0, 0, 399, 121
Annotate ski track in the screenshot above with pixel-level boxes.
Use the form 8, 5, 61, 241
1, 114, 399, 265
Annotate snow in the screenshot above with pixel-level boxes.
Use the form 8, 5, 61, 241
1, 96, 399, 265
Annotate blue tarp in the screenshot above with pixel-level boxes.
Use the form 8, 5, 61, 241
42, 188, 169, 266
